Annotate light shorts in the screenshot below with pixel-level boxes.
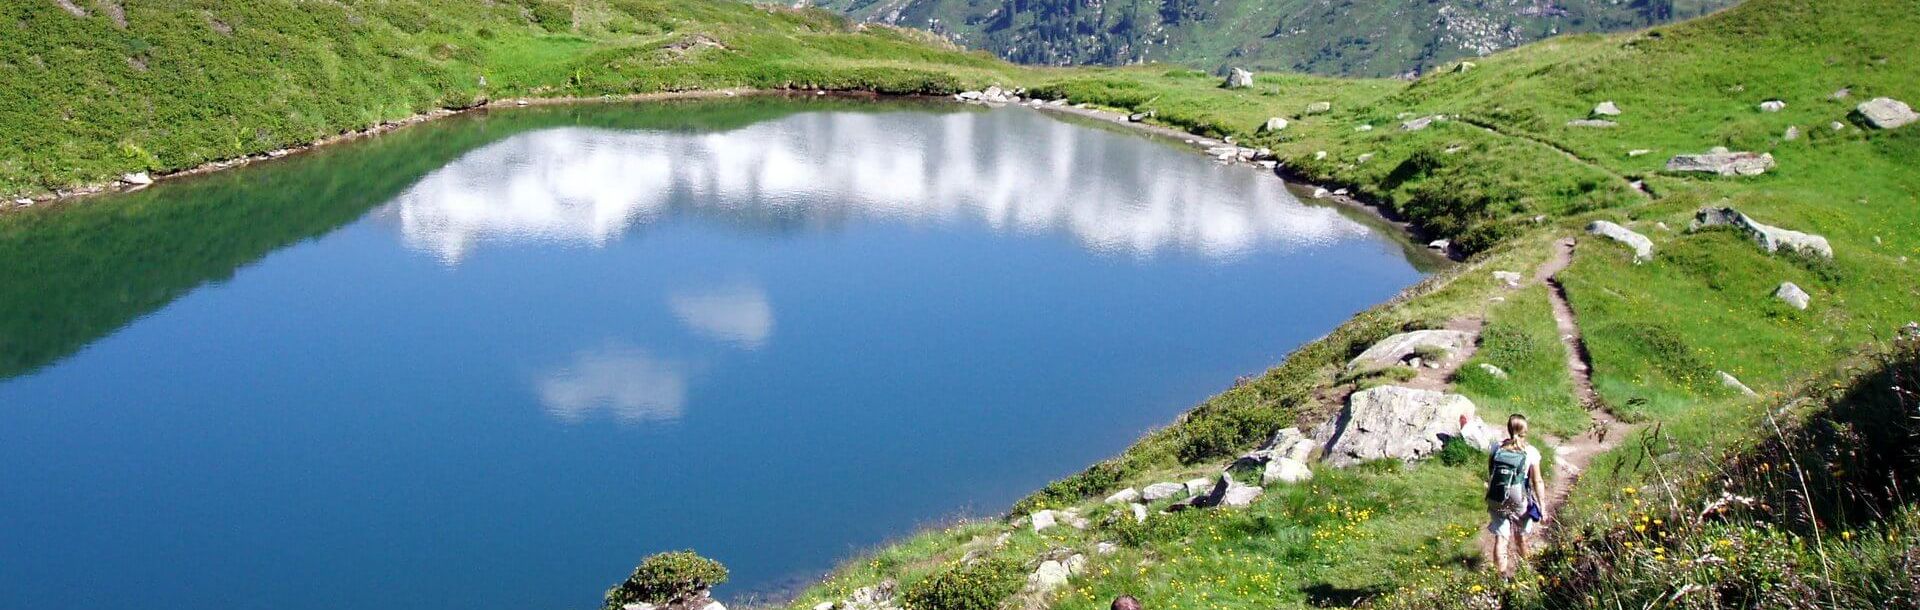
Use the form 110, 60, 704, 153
1487, 498, 1532, 537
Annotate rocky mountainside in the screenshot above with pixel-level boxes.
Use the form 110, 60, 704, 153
794, 0, 1738, 77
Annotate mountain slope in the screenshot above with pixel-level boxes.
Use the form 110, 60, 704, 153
797, 0, 1736, 77
0, 0, 1013, 197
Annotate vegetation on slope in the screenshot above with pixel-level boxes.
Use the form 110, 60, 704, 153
799, 0, 1734, 77
0, 0, 1014, 198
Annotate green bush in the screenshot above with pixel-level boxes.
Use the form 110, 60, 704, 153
1436, 436, 1481, 467
603, 551, 729, 609
901, 557, 1026, 610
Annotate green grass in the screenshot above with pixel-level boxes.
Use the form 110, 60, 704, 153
1453, 287, 1587, 437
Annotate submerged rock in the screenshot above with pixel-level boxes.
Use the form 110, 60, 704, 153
1311, 386, 1498, 467
1345, 329, 1476, 372
1856, 97, 1918, 129
1665, 150, 1775, 176
1691, 206, 1833, 259
1587, 220, 1655, 263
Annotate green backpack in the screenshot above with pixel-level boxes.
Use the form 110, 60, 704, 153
1485, 443, 1529, 506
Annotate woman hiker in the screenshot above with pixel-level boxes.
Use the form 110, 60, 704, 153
1486, 413, 1546, 577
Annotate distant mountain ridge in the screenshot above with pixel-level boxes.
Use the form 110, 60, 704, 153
794, 0, 1738, 77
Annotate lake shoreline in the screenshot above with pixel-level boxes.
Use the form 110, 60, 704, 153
5, 89, 1443, 261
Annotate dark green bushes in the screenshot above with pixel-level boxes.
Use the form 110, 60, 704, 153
900, 557, 1025, 610
603, 551, 729, 609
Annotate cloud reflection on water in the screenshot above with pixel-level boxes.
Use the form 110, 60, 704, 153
667, 283, 774, 350
380, 108, 1374, 263
536, 345, 688, 424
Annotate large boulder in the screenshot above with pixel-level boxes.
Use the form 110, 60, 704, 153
1311, 386, 1498, 467
1856, 97, 1918, 130
1665, 149, 1775, 176
1775, 282, 1810, 310
1104, 488, 1141, 504
1690, 207, 1833, 259
1345, 329, 1476, 372
1027, 560, 1070, 593
1587, 220, 1654, 263
1224, 68, 1254, 89
1141, 482, 1186, 501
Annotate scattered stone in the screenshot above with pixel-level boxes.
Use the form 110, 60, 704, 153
1031, 510, 1058, 533
1183, 478, 1211, 496
1783, 125, 1800, 141
1832, 121, 1847, 131
1628, 149, 1653, 157
1592, 101, 1622, 117
1758, 100, 1786, 112
1587, 220, 1654, 263
1189, 472, 1264, 508
1141, 482, 1186, 501
1831, 87, 1851, 100
1104, 488, 1141, 504
1357, 153, 1375, 164
1478, 363, 1509, 379
1224, 68, 1255, 89
119, 171, 153, 186
1428, 239, 1450, 251
1347, 329, 1476, 372
1355, 124, 1374, 132
1665, 149, 1775, 176
1655, 222, 1671, 231
1064, 554, 1088, 576
1855, 97, 1918, 129
1306, 101, 1332, 114
1333, 188, 1349, 196
1774, 282, 1810, 310
1263, 117, 1289, 132
1567, 119, 1618, 128
1313, 150, 1327, 160
1455, 61, 1476, 73
1493, 271, 1522, 288
1310, 386, 1498, 467
1311, 187, 1330, 199
1127, 112, 1149, 123
1401, 115, 1440, 131
1094, 542, 1118, 555
1027, 560, 1070, 593
1718, 371, 1757, 396
1261, 457, 1313, 485
515, 99, 529, 107
1690, 206, 1833, 259
1129, 503, 1148, 523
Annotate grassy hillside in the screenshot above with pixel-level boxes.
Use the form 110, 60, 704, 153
798, 0, 1734, 77
0, 0, 1015, 198
782, 0, 1920, 608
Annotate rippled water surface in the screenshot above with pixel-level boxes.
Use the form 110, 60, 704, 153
0, 98, 1434, 610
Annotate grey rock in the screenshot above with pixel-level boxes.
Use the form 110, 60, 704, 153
1094, 541, 1118, 555
1429, 239, 1450, 251
1356, 153, 1375, 163
1104, 488, 1141, 504
1478, 363, 1509, 379
1493, 271, 1522, 288
1455, 61, 1476, 73
1263, 117, 1289, 132
1183, 478, 1212, 497
1027, 560, 1070, 593
1347, 329, 1475, 372
1665, 150, 1775, 176
1261, 457, 1313, 485
1690, 206, 1833, 259
1355, 124, 1373, 132
1774, 282, 1810, 310
1129, 503, 1148, 523
1306, 101, 1332, 114
1311, 187, 1330, 199
1718, 371, 1757, 396
1401, 116, 1440, 131
1141, 482, 1186, 501
1030, 510, 1058, 533
1224, 68, 1254, 89
1127, 112, 1149, 123
1783, 125, 1800, 141
1064, 553, 1088, 576
1832, 87, 1851, 100
1758, 100, 1786, 112
1566, 119, 1618, 128
1628, 149, 1653, 157
1587, 220, 1655, 263
1313, 150, 1328, 160
1311, 385, 1499, 467
1592, 101, 1622, 117
120, 171, 153, 186
1856, 97, 1918, 129
1832, 121, 1847, 131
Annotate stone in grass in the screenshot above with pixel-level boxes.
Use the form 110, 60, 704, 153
1030, 509, 1058, 532
1691, 206, 1833, 260
1758, 100, 1786, 112
1306, 101, 1332, 114
121, 172, 154, 186
1027, 560, 1070, 593
1261, 457, 1313, 485
1665, 149, 1774, 176
1183, 478, 1212, 497
1104, 487, 1141, 504
1401, 115, 1441, 131
1263, 117, 1289, 132
1311, 385, 1500, 467
1718, 371, 1758, 397
1224, 67, 1254, 89
1493, 270, 1522, 288
1775, 282, 1810, 310
1592, 101, 1622, 117
1129, 503, 1148, 523
1856, 97, 1919, 130
1478, 363, 1509, 379
1587, 220, 1654, 263
1141, 482, 1186, 501
1567, 119, 1618, 128
1783, 125, 1800, 141
1345, 329, 1476, 372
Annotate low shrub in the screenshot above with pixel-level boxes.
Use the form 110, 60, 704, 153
900, 557, 1026, 610
603, 550, 729, 609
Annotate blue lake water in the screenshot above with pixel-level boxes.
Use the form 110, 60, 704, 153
0, 97, 1434, 610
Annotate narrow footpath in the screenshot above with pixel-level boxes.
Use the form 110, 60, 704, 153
1533, 237, 1632, 537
